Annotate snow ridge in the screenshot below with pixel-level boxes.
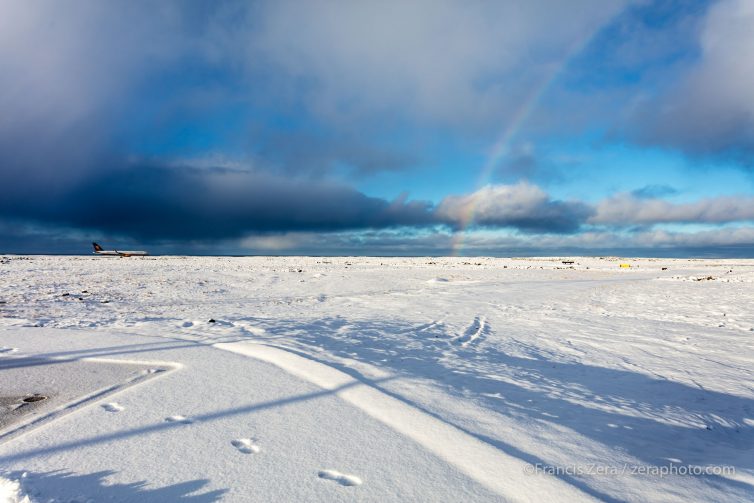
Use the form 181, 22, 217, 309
216, 341, 595, 502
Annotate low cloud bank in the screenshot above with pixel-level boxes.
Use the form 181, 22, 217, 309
592, 193, 754, 225
3, 159, 754, 244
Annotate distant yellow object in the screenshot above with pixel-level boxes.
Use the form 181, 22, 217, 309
619, 263, 631, 268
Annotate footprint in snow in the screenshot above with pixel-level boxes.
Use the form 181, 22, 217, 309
231, 438, 260, 454
164, 415, 193, 424
0, 347, 18, 355
101, 402, 124, 412
318, 469, 362, 487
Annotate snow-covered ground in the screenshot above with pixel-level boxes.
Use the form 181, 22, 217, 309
0, 255, 753, 502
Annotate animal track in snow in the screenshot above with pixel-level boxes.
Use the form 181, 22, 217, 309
231, 438, 260, 454
318, 469, 362, 487
101, 402, 124, 412
164, 415, 193, 424
427, 277, 449, 284
454, 316, 486, 347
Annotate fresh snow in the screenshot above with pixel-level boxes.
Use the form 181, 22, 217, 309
0, 473, 30, 503
0, 255, 753, 502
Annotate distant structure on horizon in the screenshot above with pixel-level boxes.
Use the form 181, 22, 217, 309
92, 242, 148, 257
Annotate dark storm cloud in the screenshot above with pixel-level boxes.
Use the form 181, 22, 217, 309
0, 163, 436, 240
0, 159, 597, 240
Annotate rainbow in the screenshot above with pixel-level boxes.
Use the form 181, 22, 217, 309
450, 25, 609, 256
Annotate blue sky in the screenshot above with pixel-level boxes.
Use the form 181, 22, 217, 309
2, 0, 754, 256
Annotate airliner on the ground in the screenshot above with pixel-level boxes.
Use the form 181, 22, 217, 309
92, 242, 148, 257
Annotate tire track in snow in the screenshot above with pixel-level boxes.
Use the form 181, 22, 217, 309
453, 316, 486, 347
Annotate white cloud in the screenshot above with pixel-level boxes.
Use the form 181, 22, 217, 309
436, 183, 592, 232
245, 0, 629, 128
626, 0, 754, 157
591, 193, 754, 225
240, 234, 306, 251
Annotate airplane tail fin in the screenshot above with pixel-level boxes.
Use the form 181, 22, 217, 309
92, 242, 103, 252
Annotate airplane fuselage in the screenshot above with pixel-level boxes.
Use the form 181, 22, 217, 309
94, 250, 148, 257
92, 242, 147, 257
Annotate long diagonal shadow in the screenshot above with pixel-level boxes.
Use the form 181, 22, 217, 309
0, 376, 393, 463
232, 315, 754, 497
272, 343, 626, 503
9, 339, 197, 360
0, 342, 204, 371
9, 469, 227, 502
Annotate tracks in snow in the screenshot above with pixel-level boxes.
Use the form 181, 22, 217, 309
216, 341, 594, 501
318, 469, 362, 486
101, 402, 124, 413
453, 316, 487, 347
231, 438, 261, 454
